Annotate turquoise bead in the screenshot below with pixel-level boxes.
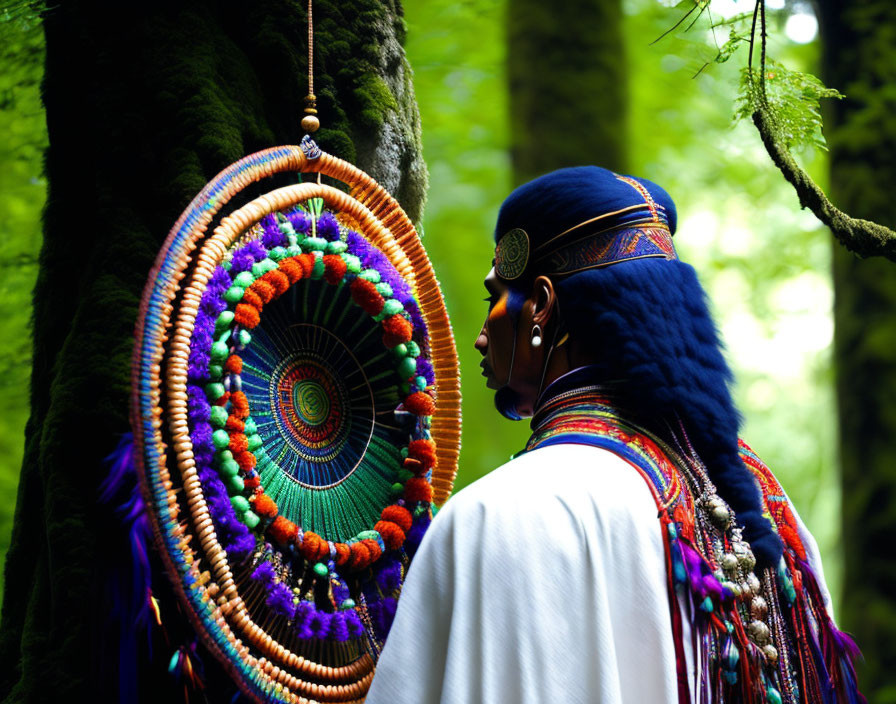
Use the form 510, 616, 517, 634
238, 329, 252, 346
251, 262, 266, 277
313, 562, 329, 577
210, 341, 229, 361
215, 310, 234, 332
375, 282, 393, 298
247, 434, 263, 451
326, 240, 348, 254
210, 406, 228, 428
343, 254, 361, 273
383, 299, 403, 317
766, 688, 782, 704
244, 418, 257, 435
233, 271, 255, 288
667, 523, 678, 539
398, 356, 417, 379
206, 383, 226, 401
360, 268, 381, 283
212, 429, 231, 450
220, 459, 241, 477
231, 495, 250, 513
243, 510, 260, 529
340, 599, 356, 610
269, 246, 287, 260
224, 286, 245, 303
406, 341, 421, 358
415, 376, 427, 391
701, 596, 714, 613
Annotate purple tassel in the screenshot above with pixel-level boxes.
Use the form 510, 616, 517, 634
266, 582, 297, 619
317, 212, 340, 240
329, 612, 350, 642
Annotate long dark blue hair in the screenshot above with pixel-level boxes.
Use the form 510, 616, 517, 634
537, 258, 783, 568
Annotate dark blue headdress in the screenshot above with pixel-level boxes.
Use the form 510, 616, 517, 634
493, 166, 783, 568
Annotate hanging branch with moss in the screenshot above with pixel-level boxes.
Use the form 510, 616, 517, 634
661, 0, 896, 262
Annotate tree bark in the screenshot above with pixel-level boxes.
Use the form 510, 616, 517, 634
507, 0, 627, 185
818, 1, 896, 700
0, 1, 425, 701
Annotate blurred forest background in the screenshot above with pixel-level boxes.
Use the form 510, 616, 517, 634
0, 0, 893, 699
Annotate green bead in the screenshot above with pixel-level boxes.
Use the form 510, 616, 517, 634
399, 382, 411, 395
231, 495, 250, 513
269, 246, 287, 261
251, 262, 266, 277
243, 510, 260, 529
392, 343, 408, 359
279, 221, 295, 234
326, 240, 348, 254
212, 429, 231, 450
398, 356, 417, 379
220, 459, 241, 477
357, 530, 379, 541
247, 434, 263, 451
238, 329, 252, 346
227, 475, 245, 493
311, 256, 325, 280
233, 271, 255, 288
383, 299, 403, 317
224, 286, 245, 303
210, 341, 229, 361
375, 282, 393, 298
217, 449, 234, 463
313, 562, 329, 577
206, 383, 226, 402
343, 254, 361, 273
215, 310, 234, 332
207, 364, 223, 380
391, 482, 405, 496
340, 599, 356, 610
415, 376, 427, 391
398, 468, 414, 482
406, 341, 421, 358
210, 406, 228, 428
766, 688, 782, 704
287, 244, 302, 257
360, 268, 381, 283
400, 447, 409, 458
244, 418, 257, 435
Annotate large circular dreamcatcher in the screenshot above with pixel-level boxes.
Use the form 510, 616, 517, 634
129, 6, 459, 700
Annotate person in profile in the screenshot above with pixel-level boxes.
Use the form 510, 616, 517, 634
365, 166, 864, 704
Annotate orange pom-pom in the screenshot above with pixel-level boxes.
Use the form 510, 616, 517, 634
408, 439, 437, 470
404, 477, 433, 505
234, 303, 260, 329
242, 288, 263, 310
361, 538, 382, 563
224, 354, 243, 374
381, 505, 413, 532
225, 416, 245, 433
212, 391, 230, 407
405, 391, 436, 417
381, 314, 413, 348
243, 475, 261, 490
253, 493, 278, 518
323, 255, 348, 284
375, 520, 406, 551
234, 450, 256, 471
334, 542, 351, 566
229, 433, 248, 453
269, 516, 299, 544
297, 253, 316, 278
279, 257, 303, 284
301, 531, 330, 562
249, 278, 275, 304
230, 391, 250, 418
350, 278, 385, 316
348, 541, 373, 570
264, 269, 290, 298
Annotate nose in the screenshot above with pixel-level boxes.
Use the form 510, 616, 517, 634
474, 325, 488, 355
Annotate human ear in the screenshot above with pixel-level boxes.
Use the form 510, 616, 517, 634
530, 275, 556, 328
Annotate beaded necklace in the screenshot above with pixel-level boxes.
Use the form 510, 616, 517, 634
523, 388, 864, 704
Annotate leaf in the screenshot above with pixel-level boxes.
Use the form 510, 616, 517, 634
714, 28, 748, 65
735, 59, 844, 151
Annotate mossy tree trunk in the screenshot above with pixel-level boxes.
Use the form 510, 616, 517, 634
818, 1, 896, 700
0, 1, 426, 701
507, 0, 626, 185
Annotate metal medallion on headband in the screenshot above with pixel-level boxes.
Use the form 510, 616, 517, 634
495, 227, 530, 280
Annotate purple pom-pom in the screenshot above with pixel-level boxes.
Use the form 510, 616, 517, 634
294, 601, 315, 639
308, 610, 331, 639
251, 561, 276, 584
266, 581, 297, 619
344, 609, 365, 638
317, 212, 340, 240
416, 358, 435, 386
329, 612, 350, 642
287, 211, 312, 234
376, 559, 402, 593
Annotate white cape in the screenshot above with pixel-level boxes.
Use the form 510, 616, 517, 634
365, 443, 831, 704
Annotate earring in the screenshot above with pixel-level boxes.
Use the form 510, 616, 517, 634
531, 324, 542, 348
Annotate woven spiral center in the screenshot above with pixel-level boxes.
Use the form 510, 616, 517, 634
293, 379, 330, 427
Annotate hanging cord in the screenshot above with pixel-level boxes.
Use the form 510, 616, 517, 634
302, 0, 320, 133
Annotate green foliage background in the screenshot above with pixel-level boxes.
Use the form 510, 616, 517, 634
0, 0, 840, 615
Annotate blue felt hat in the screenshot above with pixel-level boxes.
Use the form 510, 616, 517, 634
493, 166, 678, 281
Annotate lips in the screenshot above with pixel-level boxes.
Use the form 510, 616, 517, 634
480, 360, 499, 389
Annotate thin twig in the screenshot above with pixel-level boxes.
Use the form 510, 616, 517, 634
651, 3, 699, 46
